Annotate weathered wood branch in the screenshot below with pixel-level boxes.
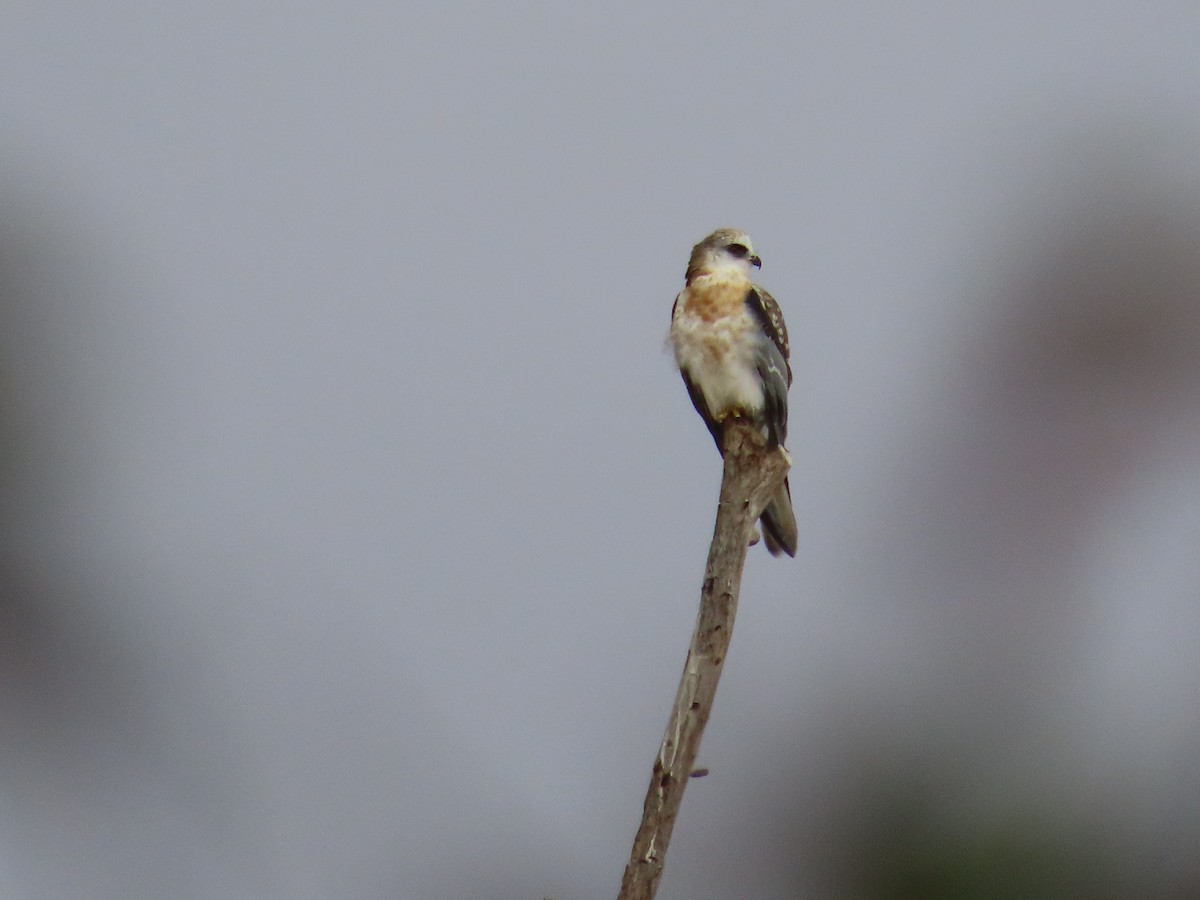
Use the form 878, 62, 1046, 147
618, 418, 791, 900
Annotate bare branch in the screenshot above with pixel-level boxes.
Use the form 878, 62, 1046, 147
618, 418, 791, 900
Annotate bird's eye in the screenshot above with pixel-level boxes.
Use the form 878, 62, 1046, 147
727, 243, 750, 258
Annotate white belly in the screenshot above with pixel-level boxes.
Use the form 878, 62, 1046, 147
670, 309, 766, 419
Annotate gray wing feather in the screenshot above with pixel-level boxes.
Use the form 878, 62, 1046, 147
746, 284, 797, 555
761, 478, 798, 557
680, 368, 724, 452
745, 286, 791, 384
746, 286, 791, 450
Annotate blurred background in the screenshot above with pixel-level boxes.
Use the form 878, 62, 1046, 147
3, 3, 1200, 898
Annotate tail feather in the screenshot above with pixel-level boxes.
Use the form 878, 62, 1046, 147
760, 477, 797, 557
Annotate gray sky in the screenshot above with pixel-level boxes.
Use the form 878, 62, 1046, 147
3, 3, 1200, 898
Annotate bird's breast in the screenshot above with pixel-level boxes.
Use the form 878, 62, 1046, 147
670, 277, 766, 418
676, 273, 750, 323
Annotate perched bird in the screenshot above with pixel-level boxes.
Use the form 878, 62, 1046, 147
669, 228, 798, 556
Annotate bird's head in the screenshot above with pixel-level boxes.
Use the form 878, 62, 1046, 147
685, 228, 761, 283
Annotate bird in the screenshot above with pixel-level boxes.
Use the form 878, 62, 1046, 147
669, 228, 798, 556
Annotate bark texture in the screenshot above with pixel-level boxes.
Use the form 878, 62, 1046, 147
618, 419, 791, 900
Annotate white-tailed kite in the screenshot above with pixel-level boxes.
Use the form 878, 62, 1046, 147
669, 228, 798, 556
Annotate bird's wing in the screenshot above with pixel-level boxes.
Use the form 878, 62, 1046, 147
745, 285, 792, 386
746, 285, 791, 448
673, 292, 724, 452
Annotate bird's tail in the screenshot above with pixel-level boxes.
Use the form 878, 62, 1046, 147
760, 477, 797, 557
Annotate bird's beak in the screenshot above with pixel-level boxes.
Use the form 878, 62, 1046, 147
750, 254, 762, 269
